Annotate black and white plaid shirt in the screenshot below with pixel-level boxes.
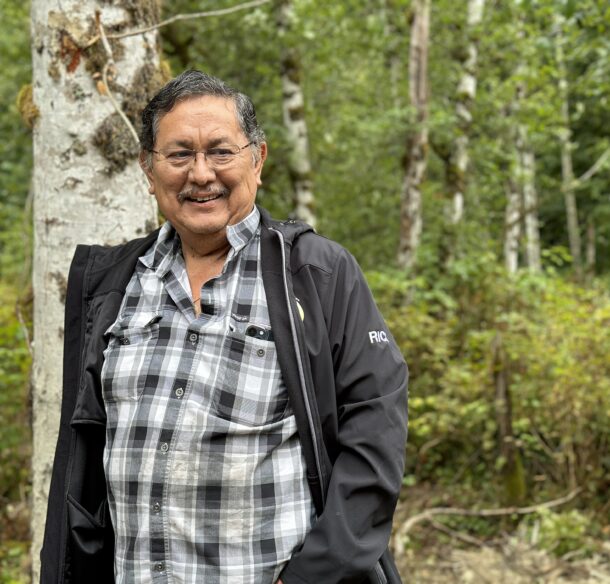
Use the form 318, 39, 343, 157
101, 208, 314, 583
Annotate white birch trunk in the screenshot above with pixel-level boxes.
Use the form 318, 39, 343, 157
516, 125, 541, 273
450, 0, 485, 224
397, 0, 430, 269
30, 1, 159, 579
504, 177, 521, 274
277, 0, 316, 228
555, 17, 582, 280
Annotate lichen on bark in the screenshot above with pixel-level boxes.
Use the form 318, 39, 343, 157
99, 0, 162, 27
93, 62, 169, 173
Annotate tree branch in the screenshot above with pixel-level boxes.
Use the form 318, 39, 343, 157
575, 147, 610, 185
107, 0, 271, 40
392, 487, 581, 558
96, 14, 140, 147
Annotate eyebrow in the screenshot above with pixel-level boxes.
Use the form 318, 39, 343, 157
167, 137, 233, 149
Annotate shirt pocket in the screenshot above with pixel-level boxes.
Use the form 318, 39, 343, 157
212, 323, 290, 427
102, 312, 161, 403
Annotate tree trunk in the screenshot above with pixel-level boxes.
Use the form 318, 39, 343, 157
397, 0, 430, 269
277, 0, 316, 228
585, 215, 596, 279
492, 333, 526, 505
503, 177, 521, 274
555, 17, 583, 281
30, 1, 161, 578
380, 0, 402, 109
517, 126, 541, 272
450, 0, 485, 224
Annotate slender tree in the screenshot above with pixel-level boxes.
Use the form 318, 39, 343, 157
516, 122, 541, 273
554, 15, 583, 280
277, 0, 316, 228
397, 0, 430, 269
504, 176, 521, 274
449, 0, 485, 224
30, 1, 161, 578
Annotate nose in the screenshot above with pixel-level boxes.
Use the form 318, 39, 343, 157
189, 151, 216, 183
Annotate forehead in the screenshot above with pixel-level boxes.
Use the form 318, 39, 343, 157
156, 95, 242, 144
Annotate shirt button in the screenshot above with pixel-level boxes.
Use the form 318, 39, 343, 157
175, 387, 184, 398
120, 337, 130, 345
154, 562, 165, 572
152, 501, 161, 512
189, 333, 198, 343
160, 442, 169, 453
257, 349, 265, 357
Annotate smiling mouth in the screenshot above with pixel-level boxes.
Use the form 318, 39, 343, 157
178, 187, 229, 204
186, 193, 223, 203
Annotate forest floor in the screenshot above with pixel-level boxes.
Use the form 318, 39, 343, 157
392, 491, 610, 583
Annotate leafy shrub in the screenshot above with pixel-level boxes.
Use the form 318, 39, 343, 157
367, 257, 610, 510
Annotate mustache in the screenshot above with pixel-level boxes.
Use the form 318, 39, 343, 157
177, 185, 230, 203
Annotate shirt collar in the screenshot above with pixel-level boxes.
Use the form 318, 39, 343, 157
139, 206, 261, 277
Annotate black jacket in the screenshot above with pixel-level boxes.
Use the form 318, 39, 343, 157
40, 207, 408, 584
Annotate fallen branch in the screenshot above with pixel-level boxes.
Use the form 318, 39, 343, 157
429, 519, 485, 548
392, 487, 581, 559
107, 0, 271, 40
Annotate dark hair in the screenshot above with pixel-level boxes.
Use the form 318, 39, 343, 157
140, 70, 265, 165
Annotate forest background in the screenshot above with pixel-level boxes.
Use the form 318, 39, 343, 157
1, 0, 610, 582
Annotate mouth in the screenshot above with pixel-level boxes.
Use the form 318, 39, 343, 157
178, 187, 229, 204
185, 193, 223, 203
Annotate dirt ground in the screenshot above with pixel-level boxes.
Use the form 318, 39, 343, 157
394, 540, 610, 583
392, 497, 610, 583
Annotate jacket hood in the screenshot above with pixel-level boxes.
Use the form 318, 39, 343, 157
257, 205, 314, 246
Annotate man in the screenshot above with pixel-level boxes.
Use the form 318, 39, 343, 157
41, 70, 408, 584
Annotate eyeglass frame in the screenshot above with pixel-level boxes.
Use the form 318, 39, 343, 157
147, 141, 255, 170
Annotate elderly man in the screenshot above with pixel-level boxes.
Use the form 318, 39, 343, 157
41, 70, 408, 584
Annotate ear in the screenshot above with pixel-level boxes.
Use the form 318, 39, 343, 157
139, 151, 155, 194
254, 142, 267, 187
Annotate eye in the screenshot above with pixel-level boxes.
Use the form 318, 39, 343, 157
207, 147, 236, 158
166, 150, 194, 163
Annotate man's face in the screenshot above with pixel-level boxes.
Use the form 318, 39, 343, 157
141, 95, 266, 243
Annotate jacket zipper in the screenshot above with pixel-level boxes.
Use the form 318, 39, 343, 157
269, 227, 327, 507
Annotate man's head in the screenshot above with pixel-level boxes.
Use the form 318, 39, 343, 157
139, 70, 267, 246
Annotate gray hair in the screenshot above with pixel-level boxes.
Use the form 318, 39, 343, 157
140, 70, 266, 167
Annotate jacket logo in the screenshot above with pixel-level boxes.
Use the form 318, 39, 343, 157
369, 330, 389, 344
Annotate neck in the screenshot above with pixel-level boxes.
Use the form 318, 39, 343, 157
180, 229, 232, 262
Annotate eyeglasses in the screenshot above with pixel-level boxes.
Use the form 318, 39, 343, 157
149, 142, 254, 170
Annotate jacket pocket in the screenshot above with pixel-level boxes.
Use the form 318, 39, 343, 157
212, 325, 290, 427
66, 494, 109, 556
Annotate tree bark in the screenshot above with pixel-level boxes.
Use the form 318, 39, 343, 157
450, 0, 485, 224
555, 17, 583, 281
492, 333, 526, 505
397, 0, 430, 269
585, 215, 596, 278
517, 125, 541, 272
277, 0, 316, 228
503, 177, 521, 274
30, 1, 160, 578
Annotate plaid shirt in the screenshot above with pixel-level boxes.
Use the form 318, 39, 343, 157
101, 208, 314, 583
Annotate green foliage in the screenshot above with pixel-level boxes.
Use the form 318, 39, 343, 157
0, 540, 30, 584
0, 0, 31, 280
0, 283, 31, 504
529, 509, 596, 557
369, 262, 610, 509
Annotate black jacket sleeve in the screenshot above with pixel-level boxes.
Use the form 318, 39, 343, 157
281, 249, 408, 584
